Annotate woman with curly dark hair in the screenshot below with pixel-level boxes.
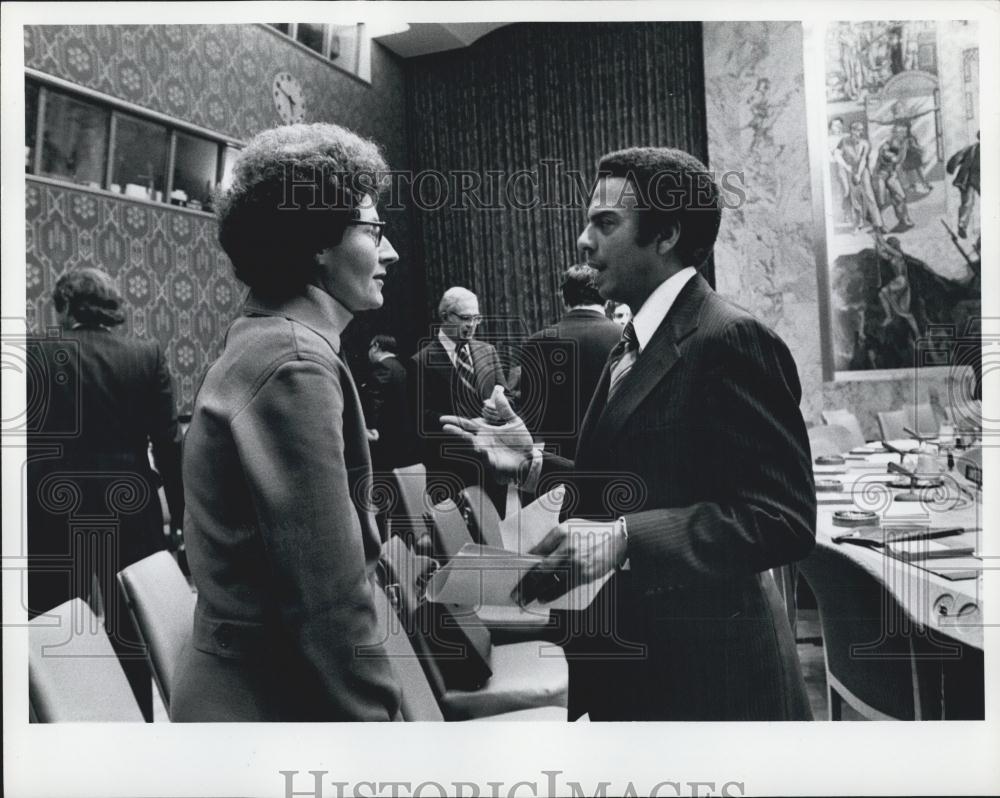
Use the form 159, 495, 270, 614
28, 266, 185, 721
172, 123, 403, 721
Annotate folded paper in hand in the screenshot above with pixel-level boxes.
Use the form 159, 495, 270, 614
425, 484, 612, 611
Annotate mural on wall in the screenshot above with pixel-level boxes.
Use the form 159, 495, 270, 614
820, 20, 980, 374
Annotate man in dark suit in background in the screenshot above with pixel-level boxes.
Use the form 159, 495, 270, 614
444, 147, 816, 720
520, 265, 621, 458
27, 266, 184, 721
409, 286, 507, 501
362, 334, 416, 472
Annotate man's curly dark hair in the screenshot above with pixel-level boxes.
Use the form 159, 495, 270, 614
216, 123, 389, 299
597, 147, 721, 271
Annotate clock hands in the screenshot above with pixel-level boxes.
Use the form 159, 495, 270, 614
277, 84, 297, 108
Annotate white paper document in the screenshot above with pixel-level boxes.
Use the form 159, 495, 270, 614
425, 543, 612, 611
425, 485, 612, 611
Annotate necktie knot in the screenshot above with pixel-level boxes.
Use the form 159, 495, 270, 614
607, 322, 638, 401
620, 321, 637, 352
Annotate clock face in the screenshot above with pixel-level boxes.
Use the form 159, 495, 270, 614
272, 72, 306, 124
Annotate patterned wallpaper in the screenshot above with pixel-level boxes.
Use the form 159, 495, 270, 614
23, 24, 406, 147
24, 24, 412, 413
703, 21, 955, 438
26, 180, 237, 412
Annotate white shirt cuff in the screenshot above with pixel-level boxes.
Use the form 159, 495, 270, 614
518, 446, 545, 493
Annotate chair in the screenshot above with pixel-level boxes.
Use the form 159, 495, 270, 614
954, 398, 982, 434
807, 424, 855, 458
427, 498, 473, 562
117, 551, 196, 712
29, 598, 145, 722
381, 536, 568, 720
459, 485, 505, 548
390, 464, 433, 548
798, 544, 954, 720
821, 409, 866, 448
876, 409, 910, 442
909, 403, 938, 437
372, 586, 563, 721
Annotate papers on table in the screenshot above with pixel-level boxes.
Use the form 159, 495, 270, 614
886, 537, 975, 561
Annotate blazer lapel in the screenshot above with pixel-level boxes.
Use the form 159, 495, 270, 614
584, 274, 711, 452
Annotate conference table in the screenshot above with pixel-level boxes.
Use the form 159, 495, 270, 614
810, 437, 984, 651
799, 437, 992, 720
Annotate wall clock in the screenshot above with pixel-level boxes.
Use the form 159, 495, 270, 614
272, 72, 307, 124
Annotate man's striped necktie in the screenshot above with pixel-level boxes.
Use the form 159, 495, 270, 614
455, 341, 478, 393
607, 321, 638, 401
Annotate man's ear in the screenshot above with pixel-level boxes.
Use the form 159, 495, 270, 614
656, 222, 681, 256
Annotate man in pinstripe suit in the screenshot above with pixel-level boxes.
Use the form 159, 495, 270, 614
444, 147, 816, 720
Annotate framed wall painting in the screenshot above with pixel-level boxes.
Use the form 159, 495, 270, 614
808, 20, 981, 380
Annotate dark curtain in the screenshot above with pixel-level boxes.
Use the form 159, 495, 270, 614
406, 22, 710, 347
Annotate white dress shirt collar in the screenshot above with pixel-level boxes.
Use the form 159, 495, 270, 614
437, 328, 462, 367
631, 267, 697, 353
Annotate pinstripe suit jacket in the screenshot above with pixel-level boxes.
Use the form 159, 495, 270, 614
538, 273, 816, 720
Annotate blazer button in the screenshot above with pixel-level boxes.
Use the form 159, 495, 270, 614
216, 626, 231, 648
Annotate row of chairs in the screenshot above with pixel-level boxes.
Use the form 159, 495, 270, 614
33, 535, 982, 722
809, 404, 939, 459
819, 400, 982, 451
29, 470, 570, 721
28, 551, 195, 722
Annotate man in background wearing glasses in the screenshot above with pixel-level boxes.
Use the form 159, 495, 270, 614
409, 286, 508, 505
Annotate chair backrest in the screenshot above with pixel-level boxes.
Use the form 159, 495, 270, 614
29, 598, 145, 722
116, 551, 196, 711
820, 408, 866, 448
877, 409, 909, 441
381, 535, 435, 620
391, 464, 432, 544
807, 424, 855, 458
908, 403, 938, 437
797, 545, 945, 720
372, 585, 444, 721
460, 485, 505, 549
428, 498, 475, 560
953, 398, 982, 433
380, 535, 493, 695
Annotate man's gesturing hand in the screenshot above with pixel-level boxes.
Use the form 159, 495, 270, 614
512, 519, 627, 605
440, 386, 536, 484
